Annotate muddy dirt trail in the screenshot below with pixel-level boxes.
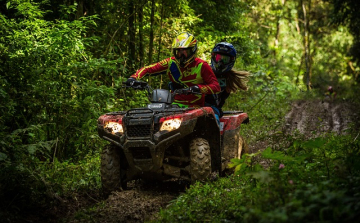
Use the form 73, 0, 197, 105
66, 180, 187, 223
65, 99, 359, 223
283, 99, 358, 137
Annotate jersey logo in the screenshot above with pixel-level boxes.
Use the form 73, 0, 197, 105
183, 69, 194, 77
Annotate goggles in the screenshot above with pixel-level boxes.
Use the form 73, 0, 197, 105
174, 48, 192, 59
213, 53, 231, 64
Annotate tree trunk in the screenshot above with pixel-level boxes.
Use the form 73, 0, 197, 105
76, 0, 84, 19
128, 1, 136, 74
139, 6, 144, 68
148, 0, 156, 85
275, 1, 287, 47
157, 0, 165, 89
296, 56, 304, 85
302, 0, 312, 91
148, 0, 155, 65
157, 0, 165, 62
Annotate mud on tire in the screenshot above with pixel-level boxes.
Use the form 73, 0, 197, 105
236, 133, 249, 159
189, 138, 211, 183
222, 132, 249, 175
101, 144, 124, 196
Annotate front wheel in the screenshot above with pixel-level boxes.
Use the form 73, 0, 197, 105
189, 138, 212, 183
100, 144, 126, 196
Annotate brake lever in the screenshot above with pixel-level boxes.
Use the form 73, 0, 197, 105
173, 88, 202, 95
184, 87, 203, 95
122, 80, 143, 88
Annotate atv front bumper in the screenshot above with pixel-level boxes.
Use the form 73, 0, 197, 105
98, 119, 197, 180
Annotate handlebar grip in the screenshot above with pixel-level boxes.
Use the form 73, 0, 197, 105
122, 80, 148, 89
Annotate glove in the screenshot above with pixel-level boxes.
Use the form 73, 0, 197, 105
189, 85, 201, 93
169, 81, 184, 91
125, 77, 136, 86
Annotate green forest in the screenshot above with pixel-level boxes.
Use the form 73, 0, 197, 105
1, 0, 360, 222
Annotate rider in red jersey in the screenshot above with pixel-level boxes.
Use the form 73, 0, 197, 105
126, 32, 220, 108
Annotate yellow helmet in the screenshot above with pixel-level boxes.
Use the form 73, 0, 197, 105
172, 32, 198, 68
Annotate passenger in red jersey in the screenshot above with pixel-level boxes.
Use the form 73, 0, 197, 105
125, 32, 220, 108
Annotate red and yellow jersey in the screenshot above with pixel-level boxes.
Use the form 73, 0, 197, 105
131, 57, 220, 107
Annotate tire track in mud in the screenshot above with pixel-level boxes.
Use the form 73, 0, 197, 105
284, 99, 358, 137
67, 180, 186, 223
248, 99, 359, 170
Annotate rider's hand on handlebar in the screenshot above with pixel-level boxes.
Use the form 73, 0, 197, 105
123, 78, 148, 90
175, 85, 201, 95
125, 77, 136, 87
189, 85, 201, 93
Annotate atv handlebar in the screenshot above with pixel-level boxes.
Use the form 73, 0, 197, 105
122, 81, 201, 95
122, 80, 148, 90
172, 88, 201, 95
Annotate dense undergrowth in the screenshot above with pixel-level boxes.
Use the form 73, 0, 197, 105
155, 127, 360, 223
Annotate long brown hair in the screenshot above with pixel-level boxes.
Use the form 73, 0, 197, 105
225, 70, 250, 93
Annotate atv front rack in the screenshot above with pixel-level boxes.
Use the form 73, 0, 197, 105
223, 111, 244, 115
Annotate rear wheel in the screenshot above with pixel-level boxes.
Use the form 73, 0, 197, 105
100, 144, 126, 196
189, 138, 212, 183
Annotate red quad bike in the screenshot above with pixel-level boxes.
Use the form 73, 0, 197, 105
97, 80, 249, 195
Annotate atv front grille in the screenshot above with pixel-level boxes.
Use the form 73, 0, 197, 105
127, 124, 152, 138
130, 147, 152, 159
154, 123, 160, 132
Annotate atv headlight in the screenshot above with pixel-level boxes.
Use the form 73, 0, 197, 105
160, 118, 182, 131
104, 122, 123, 134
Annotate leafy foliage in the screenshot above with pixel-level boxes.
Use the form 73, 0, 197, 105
155, 134, 360, 222
0, 1, 118, 215
327, 0, 360, 65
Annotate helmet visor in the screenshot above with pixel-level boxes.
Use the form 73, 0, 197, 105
214, 53, 231, 64
174, 48, 193, 59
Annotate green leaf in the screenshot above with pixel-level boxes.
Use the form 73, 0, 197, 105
234, 163, 242, 173
303, 138, 326, 149
262, 147, 294, 161
0, 152, 7, 161
247, 171, 273, 183
27, 145, 37, 154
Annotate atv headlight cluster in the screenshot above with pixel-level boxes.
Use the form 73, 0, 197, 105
104, 121, 123, 134
160, 118, 182, 131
